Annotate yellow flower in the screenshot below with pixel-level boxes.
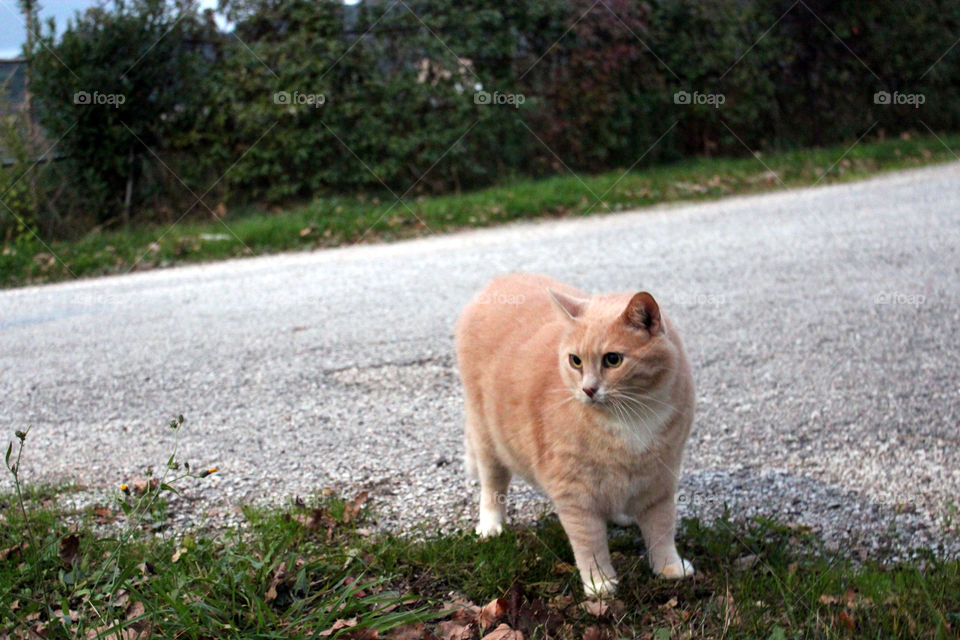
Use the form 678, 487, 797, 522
120, 483, 129, 493
199, 467, 218, 478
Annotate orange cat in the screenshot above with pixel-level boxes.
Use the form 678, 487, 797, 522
455, 273, 695, 596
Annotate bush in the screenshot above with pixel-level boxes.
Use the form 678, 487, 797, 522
29, 0, 221, 229
14, 0, 960, 237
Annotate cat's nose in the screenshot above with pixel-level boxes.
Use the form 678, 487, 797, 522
583, 386, 598, 398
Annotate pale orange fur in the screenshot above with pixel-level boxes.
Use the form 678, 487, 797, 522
455, 273, 695, 596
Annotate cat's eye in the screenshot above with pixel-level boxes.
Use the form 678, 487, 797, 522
569, 354, 583, 369
602, 352, 623, 368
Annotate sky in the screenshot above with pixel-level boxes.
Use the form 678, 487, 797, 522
0, 0, 221, 58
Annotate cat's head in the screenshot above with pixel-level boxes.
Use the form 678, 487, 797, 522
548, 289, 678, 409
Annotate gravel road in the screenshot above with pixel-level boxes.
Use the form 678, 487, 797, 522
2, 163, 959, 560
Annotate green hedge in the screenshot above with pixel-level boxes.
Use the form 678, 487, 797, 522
13, 0, 960, 236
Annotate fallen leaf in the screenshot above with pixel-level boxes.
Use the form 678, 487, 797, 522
319, 617, 358, 637
437, 620, 474, 640
819, 594, 840, 605
92, 506, 115, 524
735, 554, 759, 570
478, 597, 507, 629
295, 507, 336, 532
265, 561, 287, 602
343, 491, 369, 524
59, 534, 80, 568
112, 589, 130, 608
171, 547, 187, 563
838, 610, 856, 632
441, 597, 480, 622
481, 623, 523, 640
580, 599, 609, 617
582, 626, 606, 640
129, 478, 159, 495
382, 622, 429, 640
126, 601, 145, 621
0, 541, 28, 561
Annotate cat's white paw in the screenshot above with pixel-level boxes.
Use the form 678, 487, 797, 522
475, 521, 503, 538
475, 507, 504, 538
657, 558, 695, 580
583, 575, 618, 598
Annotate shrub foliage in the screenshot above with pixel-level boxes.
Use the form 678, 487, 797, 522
10, 0, 960, 235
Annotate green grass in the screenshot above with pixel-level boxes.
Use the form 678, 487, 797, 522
2, 132, 959, 288
3, 421, 958, 640
2, 487, 958, 639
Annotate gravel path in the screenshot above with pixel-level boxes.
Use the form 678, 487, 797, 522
2, 163, 959, 560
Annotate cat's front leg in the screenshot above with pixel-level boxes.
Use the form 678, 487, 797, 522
556, 506, 618, 597
475, 457, 511, 538
635, 496, 694, 579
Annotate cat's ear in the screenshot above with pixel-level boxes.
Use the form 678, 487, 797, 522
622, 292, 662, 335
547, 289, 587, 321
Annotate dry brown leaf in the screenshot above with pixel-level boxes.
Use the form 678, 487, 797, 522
319, 617, 359, 637
437, 620, 474, 640
838, 610, 856, 632
478, 597, 507, 629
819, 594, 840, 605
265, 561, 288, 603
130, 478, 159, 495
582, 626, 606, 640
126, 601, 145, 622
343, 491, 370, 524
112, 590, 130, 608
171, 547, 187, 563
92, 506, 114, 524
579, 599, 609, 617
481, 623, 523, 640
440, 597, 481, 623
382, 622, 429, 640
0, 542, 28, 561
59, 534, 80, 569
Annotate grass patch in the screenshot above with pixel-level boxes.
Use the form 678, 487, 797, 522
3, 424, 958, 639
2, 487, 958, 639
2, 132, 959, 288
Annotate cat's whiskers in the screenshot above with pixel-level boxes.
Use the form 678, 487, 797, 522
607, 393, 666, 444
542, 385, 580, 414
613, 388, 677, 412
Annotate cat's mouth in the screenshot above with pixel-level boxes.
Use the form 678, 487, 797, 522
580, 392, 608, 406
